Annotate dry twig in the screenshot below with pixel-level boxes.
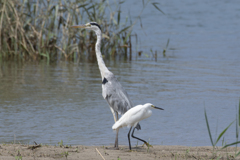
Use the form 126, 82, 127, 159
96, 148, 105, 160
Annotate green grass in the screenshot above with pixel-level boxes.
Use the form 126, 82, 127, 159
15, 150, 22, 160
61, 151, 69, 159
205, 98, 240, 158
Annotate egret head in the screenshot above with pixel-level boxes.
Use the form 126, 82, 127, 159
145, 103, 164, 110
71, 22, 101, 32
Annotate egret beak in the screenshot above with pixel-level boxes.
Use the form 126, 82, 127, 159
154, 106, 164, 110
70, 25, 87, 29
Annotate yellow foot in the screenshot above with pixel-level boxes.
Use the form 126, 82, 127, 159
128, 150, 136, 152
142, 142, 153, 148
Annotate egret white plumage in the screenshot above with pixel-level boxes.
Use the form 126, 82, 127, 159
71, 22, 141, 149
112, 103, 164, 150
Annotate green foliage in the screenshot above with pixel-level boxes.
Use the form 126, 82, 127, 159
204, 108, 234, 148
221, 99, 240, 158
222, 141, 240, 149
58, 140, 63, 147
61, 151, 69, 159
15, 150, 22, 160
204, 108, 214, 146
15, 155, 22, 160
0, 0, 164, 61
151, 2, 165, 15
162, 39, 170, 57
205, 99, 240, 159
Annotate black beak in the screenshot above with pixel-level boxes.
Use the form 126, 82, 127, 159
154, 106, 164, 110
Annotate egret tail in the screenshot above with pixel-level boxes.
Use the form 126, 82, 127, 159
112, 121, 121, 130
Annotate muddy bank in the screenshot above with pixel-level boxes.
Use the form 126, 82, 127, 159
0, 144, 238, 160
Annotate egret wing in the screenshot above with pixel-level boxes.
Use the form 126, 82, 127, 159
114, 105, 144, 129
124, 106, 145, 125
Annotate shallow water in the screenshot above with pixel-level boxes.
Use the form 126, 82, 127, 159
0, 0, 240, 146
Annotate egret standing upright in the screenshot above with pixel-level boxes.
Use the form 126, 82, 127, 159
71, 22, 141, 149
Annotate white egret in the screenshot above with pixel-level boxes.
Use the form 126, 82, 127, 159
71, 22, 141, 149
112, 103, 164, 150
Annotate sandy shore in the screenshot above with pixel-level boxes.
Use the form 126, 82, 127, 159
0, 144, 239, 160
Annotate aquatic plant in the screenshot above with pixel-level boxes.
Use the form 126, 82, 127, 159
0, 0, 164, 62
205, 99, 240, 158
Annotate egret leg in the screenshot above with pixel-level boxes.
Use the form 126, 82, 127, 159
114, 113, 119, 149
131, 127, 152, 148
128, 127, 133, 150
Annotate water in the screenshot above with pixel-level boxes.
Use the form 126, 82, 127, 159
0, 0, 240, 146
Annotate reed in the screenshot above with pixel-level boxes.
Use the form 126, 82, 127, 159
0, 0, 157, 62
205, 99, 240, 158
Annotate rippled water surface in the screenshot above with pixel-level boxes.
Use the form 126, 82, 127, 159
0, 0, 240, 146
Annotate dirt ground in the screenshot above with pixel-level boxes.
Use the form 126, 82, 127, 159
0, 143, 239, 160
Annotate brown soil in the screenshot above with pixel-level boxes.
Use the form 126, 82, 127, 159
0, 144, 239, 160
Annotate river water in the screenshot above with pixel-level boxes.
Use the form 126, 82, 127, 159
0, 0, 240, 146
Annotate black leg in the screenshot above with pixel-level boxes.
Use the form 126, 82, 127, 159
128, 127, 132, 150
131, 127, 148, 144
